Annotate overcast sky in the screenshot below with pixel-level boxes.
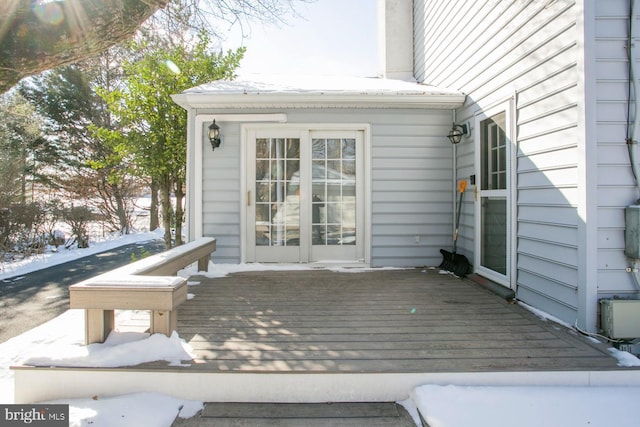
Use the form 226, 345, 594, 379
221, 0, 378, 77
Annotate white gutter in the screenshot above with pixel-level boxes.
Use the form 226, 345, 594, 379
172, 92, 465, 110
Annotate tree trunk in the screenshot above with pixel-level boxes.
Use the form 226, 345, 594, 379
19, 147, 27, 204
159, 175, 172, 249
174, 177, 184, 246
150, 178, 160, 231
1, 0, 167, 93
113, 183, 130, 234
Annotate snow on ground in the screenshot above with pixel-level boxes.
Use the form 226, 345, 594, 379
22, 330, 195, 369
182, 260, 405, 278
2, 231, 640, 426
411, 384, 640, 427
48, 393, 203, 427
0, 229, 164, 280
0, 306, 203, 426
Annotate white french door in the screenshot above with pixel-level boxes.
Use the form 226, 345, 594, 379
245, 128, 365, 263
475, 102, 515, 287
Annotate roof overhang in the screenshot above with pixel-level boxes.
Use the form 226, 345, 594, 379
172, 75, 465, 110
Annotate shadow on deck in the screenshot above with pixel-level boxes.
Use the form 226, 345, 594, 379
178, 268, 618, 373
13, 268, 638, 404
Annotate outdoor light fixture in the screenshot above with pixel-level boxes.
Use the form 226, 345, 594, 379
447, 122, 469, 144
208, 120, 221, 151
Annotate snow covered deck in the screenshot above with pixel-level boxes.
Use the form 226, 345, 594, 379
13, 268, 639, 403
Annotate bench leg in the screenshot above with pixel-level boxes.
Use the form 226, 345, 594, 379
151, 310, 176, 336
85, 309, 114, 344
197, 254, 210, 272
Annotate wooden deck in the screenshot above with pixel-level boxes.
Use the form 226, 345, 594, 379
176, 268, 620, 373
14, 267, 638, 404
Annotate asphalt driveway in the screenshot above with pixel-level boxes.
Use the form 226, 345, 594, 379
0, 239, 166, 343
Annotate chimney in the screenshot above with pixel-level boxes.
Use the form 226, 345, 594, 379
377, 0, 415, 81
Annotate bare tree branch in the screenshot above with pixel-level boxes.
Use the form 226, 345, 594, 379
144, 0, 308, 45
1, 0, 168, 93
1, 0, 310, 94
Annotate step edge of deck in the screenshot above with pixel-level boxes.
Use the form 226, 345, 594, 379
12, 367, 640, 404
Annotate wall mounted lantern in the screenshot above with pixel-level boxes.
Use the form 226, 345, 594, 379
208, 120, 222, 151
447, 122, 469, 144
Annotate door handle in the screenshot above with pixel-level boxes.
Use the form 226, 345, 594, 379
247, 190, 251, 207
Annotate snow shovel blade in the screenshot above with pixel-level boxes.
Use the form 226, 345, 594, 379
439, 249, 470, 276
450, 253, 471, 277
439, 249, 453, 270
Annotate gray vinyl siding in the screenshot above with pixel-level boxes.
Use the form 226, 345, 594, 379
415, 0, 584, 324
201, 121, 243, 262
594, 0, 639, 298
198, 108, 453, 267
366, 110, 453, 267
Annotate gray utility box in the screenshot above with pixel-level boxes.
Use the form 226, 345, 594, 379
600, 299, 640, 339
625, 205, 640, 258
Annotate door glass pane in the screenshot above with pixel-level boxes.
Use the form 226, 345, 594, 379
255, 182, 270, 203
342, 139, 356, 159
256, 138, 270, 158
312, 139, 325, 159
327, 138, 341, 158
481, 112, 506, 191
311, 138, 356, 246
256, 160, 270, 180
328, 160, 341, 178
343, 160, 356, 176
481, 197, 507, 274
255, 138, 300, 246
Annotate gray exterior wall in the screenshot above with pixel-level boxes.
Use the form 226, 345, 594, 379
200, 118, 243, 262
196, 108, 453, 267
413, 0, 640, 329
593, 1, 639, 300
415, 0, 583, 323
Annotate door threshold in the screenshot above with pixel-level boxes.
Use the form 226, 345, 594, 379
238, 261, 371, 269
309, 260, 371, 269
467, 273, 516, 301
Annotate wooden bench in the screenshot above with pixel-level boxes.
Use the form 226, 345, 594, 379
69, 237, 216, 344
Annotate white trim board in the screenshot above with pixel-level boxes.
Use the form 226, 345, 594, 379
13, 367, 640, 404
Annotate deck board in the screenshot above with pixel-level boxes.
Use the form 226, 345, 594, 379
168, 268, 623, 373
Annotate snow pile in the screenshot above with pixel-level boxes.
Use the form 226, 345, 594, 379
0, 308, 203, 427
180, 261, 314, 278
179, 261, 406, 278
47, 392, 202, 427
22, 330, 195, 368
2, 309, 193, 371
609, 347, 640, 367
412, 384, 640, 427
